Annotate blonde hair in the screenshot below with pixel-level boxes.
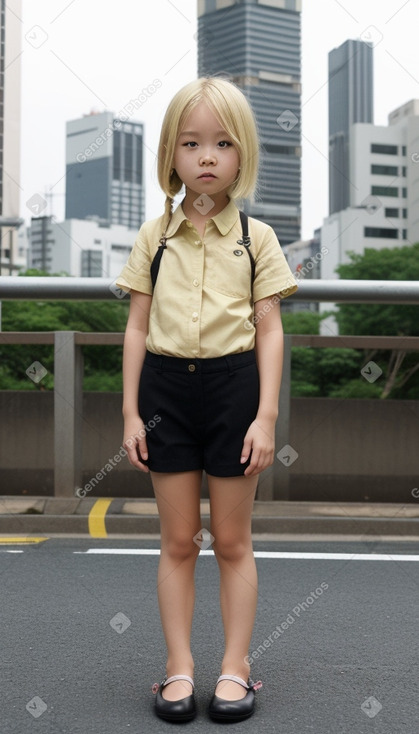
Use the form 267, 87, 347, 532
157, 77, 259, 234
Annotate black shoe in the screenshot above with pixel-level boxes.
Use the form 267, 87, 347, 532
153, 674, 196, 722
208, 674, 262, 722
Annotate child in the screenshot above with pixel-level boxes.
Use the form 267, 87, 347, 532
115, 77, 298, 723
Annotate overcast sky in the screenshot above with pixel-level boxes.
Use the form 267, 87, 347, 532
17, 0, 419, 239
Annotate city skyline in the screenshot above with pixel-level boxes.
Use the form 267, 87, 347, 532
14, 0, 419, 240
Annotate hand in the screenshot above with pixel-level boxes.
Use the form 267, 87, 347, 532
240, 417, 276, 476
123, 416, 150, 473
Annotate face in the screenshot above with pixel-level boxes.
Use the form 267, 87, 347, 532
173, 101, 240, 204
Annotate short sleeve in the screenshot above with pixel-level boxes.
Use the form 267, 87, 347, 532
114, 224, 153, 295
252, 225, 298, 302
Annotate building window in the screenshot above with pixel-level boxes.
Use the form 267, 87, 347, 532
402, 166, 407, 177
364, 227, 398, 239
124, 132, 134, 183
402, 187, 407, 197
371, 164, 398, 176
135, 134, 143, 185
81, 250, 103, 277
371, 143, 398, 155
371, 186, 398, 197
385, 208, 399, 218
113, 131, 121, 181
402, 229, 407, 239
402, 208, 407, 218
111, 244, 132, 253
402, 145, 407, 156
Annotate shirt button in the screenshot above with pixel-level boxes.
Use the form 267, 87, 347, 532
188, 364, 196, 372
193, 279, 199, 287
192, 312, 199, 322
186, 221, 193, 228
194, 240, 202, 245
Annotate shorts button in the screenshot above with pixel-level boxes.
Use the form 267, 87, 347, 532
188, 364, 196, 372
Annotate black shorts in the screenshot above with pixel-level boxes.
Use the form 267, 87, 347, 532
138, 349, 260, 476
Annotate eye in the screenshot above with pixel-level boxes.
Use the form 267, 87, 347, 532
182, 141, 198, 148
218, 141, 232, 148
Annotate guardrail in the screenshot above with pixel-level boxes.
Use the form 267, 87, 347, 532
1, 277, 419, 499
1, 277, 419, 302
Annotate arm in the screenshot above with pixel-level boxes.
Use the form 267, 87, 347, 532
241, 295, 284, 476
122, 290, 152, 471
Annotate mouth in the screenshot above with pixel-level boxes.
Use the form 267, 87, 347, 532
198, 173, 217, 179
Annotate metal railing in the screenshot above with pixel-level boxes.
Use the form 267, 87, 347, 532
1, 276, 419, 302
1, 277, 419, 499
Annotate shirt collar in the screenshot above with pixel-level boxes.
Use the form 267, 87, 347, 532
165, 198, 240, 239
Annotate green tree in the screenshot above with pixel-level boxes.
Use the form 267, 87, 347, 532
335, 243, 419, 398
282, 309, 362, 397
0, 270, 129, 391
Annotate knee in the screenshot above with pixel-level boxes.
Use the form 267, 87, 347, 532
162, 533, 201, 563
211, 533, 251, 563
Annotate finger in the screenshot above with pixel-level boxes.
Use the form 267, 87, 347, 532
137, 433, 148, 461
240, 435, 253, 464
129, 449, 149, 473
135, 439, 150, 472
124, 437, 149, 472
245, 444, 274, 476
244, 447, 263, 476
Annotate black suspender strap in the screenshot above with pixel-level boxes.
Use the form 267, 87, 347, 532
150, 236, 167, 291
237, 210, 255, 289
149, 210, 254, 293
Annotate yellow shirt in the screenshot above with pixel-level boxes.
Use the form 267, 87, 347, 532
115, 198, 298, 358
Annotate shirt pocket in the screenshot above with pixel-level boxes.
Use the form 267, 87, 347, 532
204, 245, 253, 299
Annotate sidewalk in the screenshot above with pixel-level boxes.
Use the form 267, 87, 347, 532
1, 496, 419, 537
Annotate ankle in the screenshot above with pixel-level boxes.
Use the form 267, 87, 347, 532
166, 657, 194, 678
221, 660, 251, 682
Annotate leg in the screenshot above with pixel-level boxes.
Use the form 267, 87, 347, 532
207, 473, 259, 700
151, 469, 202, 700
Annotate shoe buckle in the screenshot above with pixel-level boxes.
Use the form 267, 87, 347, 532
152, 675, 167, 694
252, 679, 263, 691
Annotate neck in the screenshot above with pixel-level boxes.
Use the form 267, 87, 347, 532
182, 190, 231, 222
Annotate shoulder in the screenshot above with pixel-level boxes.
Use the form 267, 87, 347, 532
246, 215, 280, 250
247, 215, 274, 236
136, 213, 165, 241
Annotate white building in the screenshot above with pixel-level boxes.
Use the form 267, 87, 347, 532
284, 233, 322, 312
29, 217, 137, 278
0, 0, 24, 275
320, 99, 419, 332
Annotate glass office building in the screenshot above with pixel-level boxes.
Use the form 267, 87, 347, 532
328, 39, 373, 215
197, 0, 302, 246
65, 111, 145, 230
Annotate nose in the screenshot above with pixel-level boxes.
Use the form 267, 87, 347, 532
199, 150, 216, 165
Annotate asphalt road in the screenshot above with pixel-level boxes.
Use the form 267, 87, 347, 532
1, 536, 419, 734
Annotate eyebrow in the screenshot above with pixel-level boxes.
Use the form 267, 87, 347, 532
178, 130, 229, 136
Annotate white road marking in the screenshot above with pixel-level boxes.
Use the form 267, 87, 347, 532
72, 549, 419, 561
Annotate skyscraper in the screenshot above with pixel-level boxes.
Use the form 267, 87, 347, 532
0, 0, 23, 275
328, 39, 373, 215
65, 111, 145, 230
197, 0, 301, 246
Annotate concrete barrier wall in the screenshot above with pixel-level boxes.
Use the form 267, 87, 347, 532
0, 392, 418, 502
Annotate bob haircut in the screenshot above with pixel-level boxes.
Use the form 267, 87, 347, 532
157, 77, 259, 229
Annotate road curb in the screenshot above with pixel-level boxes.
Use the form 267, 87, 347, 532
0, 496, 419, 537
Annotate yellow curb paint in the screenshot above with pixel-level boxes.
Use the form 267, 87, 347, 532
0, 537, 49, 544
88, 499, 113, 538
